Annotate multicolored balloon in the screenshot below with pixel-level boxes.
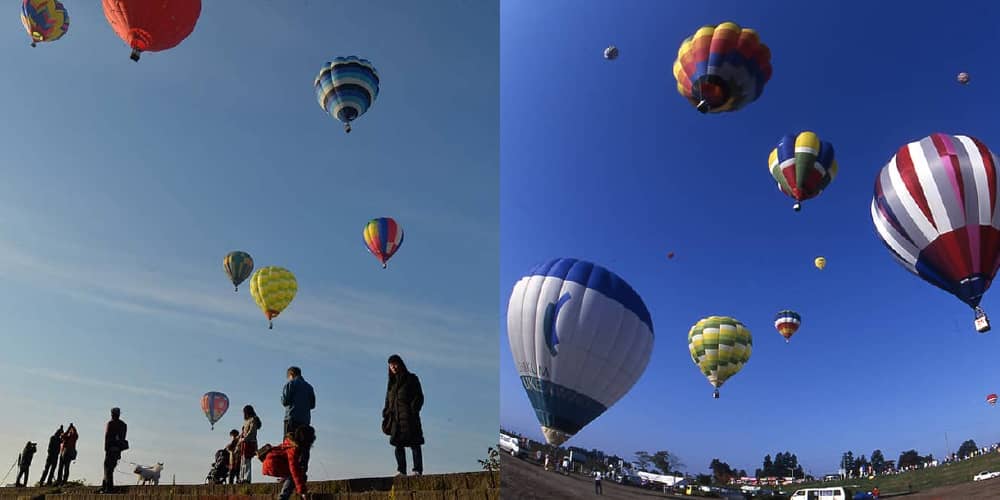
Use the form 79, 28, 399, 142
604, 45, 618, 60
102, 0, 202, 62
768, 131, 839, 211
314, 56, 380, 133
871, 133, 1000, 333
249, 266, 297, 329
223, 251, 254, 292
21, 0, 68, 47
988, 393, 997, 406
506, 258, 654, 446
673, 21, 772, 114
815, 257, 827, 270
200, 391, 229, 430
774, 310, 801, 343
688, 316, 752, 398
958, 72, 970, 85
363, 217, 404, 269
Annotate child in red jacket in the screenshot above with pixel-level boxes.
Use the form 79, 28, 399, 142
261, 425, 315, 500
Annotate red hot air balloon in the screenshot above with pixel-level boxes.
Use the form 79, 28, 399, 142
988, 393, 998, 406
102, 0, 201, 62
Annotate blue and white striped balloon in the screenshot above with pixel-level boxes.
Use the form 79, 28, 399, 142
314, 56, 380, 133
506, 258, 654, 446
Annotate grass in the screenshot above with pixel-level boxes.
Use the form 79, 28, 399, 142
776, 451, 1000, 495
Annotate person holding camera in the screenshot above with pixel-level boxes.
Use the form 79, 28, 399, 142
99, 407, 127, 494
57, 423, 79, 485
14, 441, 37, 487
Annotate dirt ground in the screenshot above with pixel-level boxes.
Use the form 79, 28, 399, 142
500, 452, 687, 500
893, 478, 1000, 499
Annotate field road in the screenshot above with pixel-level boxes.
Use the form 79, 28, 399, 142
500, 452, 690, 500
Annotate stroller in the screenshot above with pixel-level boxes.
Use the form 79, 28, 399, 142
205, 449, 229, 484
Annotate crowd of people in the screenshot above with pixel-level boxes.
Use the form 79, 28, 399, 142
8, 355, 427, 500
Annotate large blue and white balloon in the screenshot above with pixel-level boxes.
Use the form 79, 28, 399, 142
506, 258, 654, 446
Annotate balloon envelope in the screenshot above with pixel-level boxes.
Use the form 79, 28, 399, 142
768, 131, 838, 211
314, 56, 380, 132
223, 251, 254, 291
988, 393, 997, 406
102, 0, 201, 60
815, 257, 827, 270
774, 310, 801, 342
673, 21, 772, 114
363, 217, 404, 268
506, 258, 654, 446
249, 266, 298, 328
201, 391, 229, 429
958, 72, 970, 84
604, 46, 618, 60
21, 0, 69, 45
688, 316, 752, 395
871, 133, 1000, 315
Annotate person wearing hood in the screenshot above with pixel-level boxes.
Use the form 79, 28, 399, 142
39, 426, 63, 486
14, 441, 37, 487
261, 425, 316, 500
382, 354, 425, 476
57, 423, 78, 484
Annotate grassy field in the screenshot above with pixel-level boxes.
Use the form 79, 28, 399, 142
776, 452, 1000, 495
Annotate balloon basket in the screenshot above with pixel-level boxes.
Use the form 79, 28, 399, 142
30, 42, 36, 48
793, 203, 801, 212
975, 308, 991, 333
713, 389, 720, 399
696, 100, 710, 114
130, 49, 140, 62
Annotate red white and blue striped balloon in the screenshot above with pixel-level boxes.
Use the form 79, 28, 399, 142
871, 133, 1000, 329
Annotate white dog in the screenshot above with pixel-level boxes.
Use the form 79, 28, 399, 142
134, 463, 164, 486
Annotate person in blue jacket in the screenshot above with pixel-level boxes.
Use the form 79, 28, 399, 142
281, 366, 316, 436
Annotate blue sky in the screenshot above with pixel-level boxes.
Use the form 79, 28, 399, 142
500, 0, 1000, 477
0, 1, 497, 484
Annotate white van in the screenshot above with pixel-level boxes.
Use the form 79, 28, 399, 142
789, 487, 854, 500
499, 433, 525, 457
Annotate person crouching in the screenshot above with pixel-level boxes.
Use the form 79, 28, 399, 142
261, 425, 315, 500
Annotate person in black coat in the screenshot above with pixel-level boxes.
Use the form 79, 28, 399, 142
39, 427, 63, 486
382, 354, 424, 476
14, 441, 37, 487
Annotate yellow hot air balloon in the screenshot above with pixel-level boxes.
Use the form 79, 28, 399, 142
814, 257, 826, 270
688, 316, 752, 398
249, 266, 297, 329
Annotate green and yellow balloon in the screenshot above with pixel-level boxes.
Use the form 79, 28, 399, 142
249, 266, 297, 329
688, 316, 752, 398
223, 251, 254, 292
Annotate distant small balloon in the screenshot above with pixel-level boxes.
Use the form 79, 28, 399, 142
604, 45, 618, 60
957, 72, 970, 84
667, 252, 675, 259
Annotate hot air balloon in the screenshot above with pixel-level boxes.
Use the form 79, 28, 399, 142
201, 391, 229, 430
774, 310, 801, 343
20, 0, 68, 47
667, 252, 675, 259
604, 45, 618, 60
101, 0, 202, 62
958, 72, 970, 85
223, 251, 254, 292
815, 257, 826, 270
988, 393, 997, 406
249, 266, 297, 329
506, 258, 654, 446
673, 21, 772, 114
871, 133, 1000, 333
363, 217, 403, 269
688, 316, 752, 398
314, 56, 380, 133
768, 131, 839, 211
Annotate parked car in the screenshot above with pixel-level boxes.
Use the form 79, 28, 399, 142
974, 470, 1000, 481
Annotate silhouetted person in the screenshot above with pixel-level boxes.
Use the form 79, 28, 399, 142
39, 427, 63, 485
382, 354, 424, 476
57, 423, 78, 484
14, 441, 37, 487
100, 407, 127, 494
281, 366, 315, 435
225, 429, 240, 484
238, 405, 262, 484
